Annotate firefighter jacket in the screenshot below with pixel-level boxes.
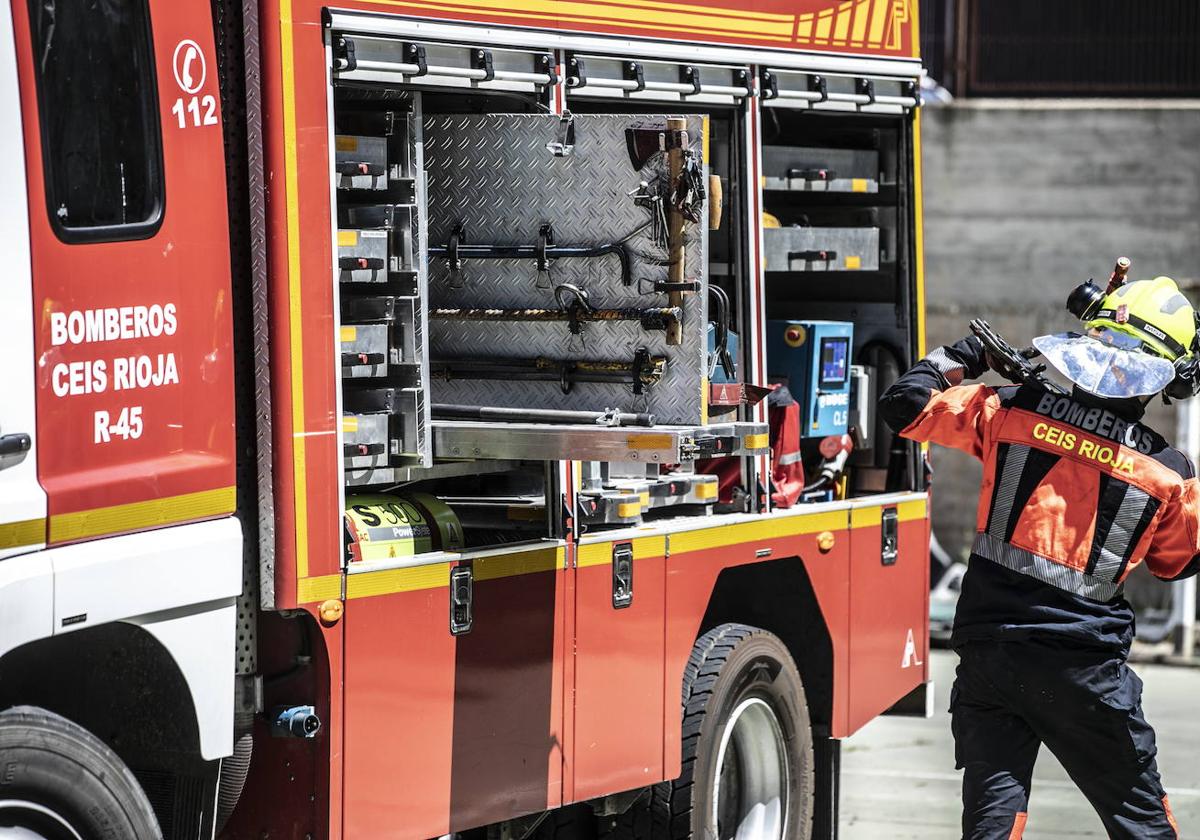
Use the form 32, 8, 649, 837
880, 336, 1200, 651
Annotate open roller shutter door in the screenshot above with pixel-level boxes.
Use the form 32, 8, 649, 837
563, 54, 753, 106
759, 67, 920, 114
330, 33, 559, 95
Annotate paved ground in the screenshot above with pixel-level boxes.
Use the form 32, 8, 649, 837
839, 648, 1200, 838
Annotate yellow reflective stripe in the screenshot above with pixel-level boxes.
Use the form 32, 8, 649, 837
627, 433, 674, 450
347, 563, 450, 599
337, 229, 358, 247
616, 501, 642, 518
578, 536, 665, 567
49, 487, 236, 544
695, 481, 718, 500
342, 546, 564, 598
280, 0, 310, 585
744, 433, 770, 450
297, 574, 342, 604
474, 546, 562, 581
670, 510, 845, 555
848, 498, 928, 529
913, 108, 926, 357
0, 518, 46, 550
340, 326, 357, 342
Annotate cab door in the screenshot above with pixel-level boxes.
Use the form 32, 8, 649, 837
0, 5, 44, 560
12, 0, 235, 546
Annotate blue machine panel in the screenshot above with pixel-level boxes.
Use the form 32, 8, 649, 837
706, 323, 739, 384
767, 320, 854, 438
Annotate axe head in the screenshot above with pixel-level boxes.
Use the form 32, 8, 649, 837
625, 127, 666, 171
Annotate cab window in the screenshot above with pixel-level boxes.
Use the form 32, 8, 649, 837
26, 0, 163, 241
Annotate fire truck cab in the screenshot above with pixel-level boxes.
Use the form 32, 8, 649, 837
0, 0, 930, 838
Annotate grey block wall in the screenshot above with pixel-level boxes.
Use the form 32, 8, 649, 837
920, 102, 1200, 560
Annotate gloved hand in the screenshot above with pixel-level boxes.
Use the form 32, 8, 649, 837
947, 335, 990, 380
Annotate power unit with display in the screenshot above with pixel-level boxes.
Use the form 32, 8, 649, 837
767, 320, 854, 439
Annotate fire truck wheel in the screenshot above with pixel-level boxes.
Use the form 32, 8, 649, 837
652, 624, 813, 840
0, 706, 162, 840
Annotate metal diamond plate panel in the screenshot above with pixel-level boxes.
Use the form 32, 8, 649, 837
423, 114, 708, 425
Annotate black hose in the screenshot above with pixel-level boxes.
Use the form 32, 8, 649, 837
216, 712, 255, 832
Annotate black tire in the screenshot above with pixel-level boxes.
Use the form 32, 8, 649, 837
534, 804, 597, 840
0, 706, 162, 840
651, 624, 814, 840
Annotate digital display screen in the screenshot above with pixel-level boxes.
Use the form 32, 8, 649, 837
819, 337, 849, 388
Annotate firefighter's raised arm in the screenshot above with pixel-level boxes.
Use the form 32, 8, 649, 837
1143, 474, 1200, 582
879, 335, 1000, 462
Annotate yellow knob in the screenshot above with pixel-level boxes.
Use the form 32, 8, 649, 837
816, 531, 836, 553
318, 599, 344, 626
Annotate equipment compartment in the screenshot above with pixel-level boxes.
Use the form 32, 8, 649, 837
422, 113, 709, 426
763, 225, 880, 272
762, 145, 880, 193
760, 108, 920, 504
333, 93, 432, 475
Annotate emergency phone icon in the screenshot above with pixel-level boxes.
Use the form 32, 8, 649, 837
172, 39, 206, 94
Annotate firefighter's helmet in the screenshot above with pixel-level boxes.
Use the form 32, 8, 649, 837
1035, 276, 1200, 400
1088, 276, 1198, 363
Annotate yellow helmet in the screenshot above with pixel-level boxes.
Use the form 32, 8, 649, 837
1087, 276, 1197, 362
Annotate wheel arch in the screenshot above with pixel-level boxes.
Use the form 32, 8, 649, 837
0, 619, 208, 764
697, 556, 836, 732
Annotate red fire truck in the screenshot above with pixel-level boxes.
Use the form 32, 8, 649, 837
0, 0, 929, 837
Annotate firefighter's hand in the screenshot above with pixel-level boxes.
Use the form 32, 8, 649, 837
948, 334, 990, 381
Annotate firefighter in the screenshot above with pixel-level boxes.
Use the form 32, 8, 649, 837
880, 275, 1200, 839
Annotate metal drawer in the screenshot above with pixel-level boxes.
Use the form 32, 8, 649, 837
335, 134, 389, 191
763, 226, 879, 271
337, 229, 390, 284
337, 205, 416, 285
340, 324, 392, 379
762, 145, 880, 193
342, 385, 424, 464
340, 296, 418, 379
343, 412, 393, 470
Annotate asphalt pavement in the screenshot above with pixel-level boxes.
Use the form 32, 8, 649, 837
839, 648, 1200, 838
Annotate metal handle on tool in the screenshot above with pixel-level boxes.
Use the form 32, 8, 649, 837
433, 403, 655, 427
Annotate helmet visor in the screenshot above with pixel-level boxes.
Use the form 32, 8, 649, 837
1032, 332, 1176, 398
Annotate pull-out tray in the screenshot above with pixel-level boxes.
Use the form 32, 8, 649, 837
432, 420, 769, 463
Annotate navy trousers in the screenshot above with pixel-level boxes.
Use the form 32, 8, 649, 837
951, 641, 1179, 839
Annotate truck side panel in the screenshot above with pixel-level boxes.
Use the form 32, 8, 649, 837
847, 501, 931, 732
573, 536, 667, 801
342, 546, 566, 837
12, 0, 236, 543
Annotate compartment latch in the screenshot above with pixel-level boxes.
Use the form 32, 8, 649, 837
881, 508, 899, 566
333, 35, 357, 72
612, 543, 634, 609
450, 566, 474, 635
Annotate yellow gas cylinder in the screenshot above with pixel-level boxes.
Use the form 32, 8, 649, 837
344, 493, 464, 563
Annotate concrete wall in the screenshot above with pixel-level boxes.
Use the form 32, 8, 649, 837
920, 102, 1200, 560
